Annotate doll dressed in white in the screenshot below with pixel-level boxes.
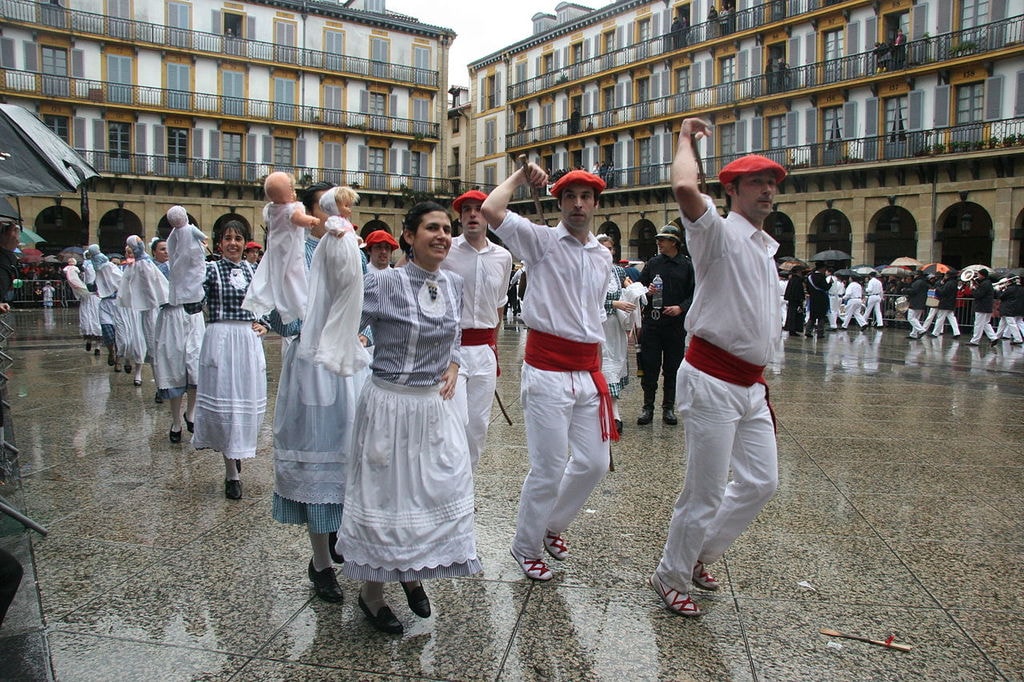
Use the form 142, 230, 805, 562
318, 185, 359, 236
242, 172, 321, 324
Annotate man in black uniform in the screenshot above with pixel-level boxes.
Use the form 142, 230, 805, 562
637, 225, 695, 426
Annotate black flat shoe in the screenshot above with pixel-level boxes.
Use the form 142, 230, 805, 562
308, 559, 344, 603
169, 428, 182, 444
133, 379, 142, 386
358, 594, 403, 634
85, 342, 92, 351
224, 479, 242, 500
614, 419, 623, 436
123, 363, 132, 373
94, 348, 100, 355
401, 581, 431, 618
184, 415, 194, 433
328, 530, 345, 564
662, 409, 678, 426
154, 392, 163, 404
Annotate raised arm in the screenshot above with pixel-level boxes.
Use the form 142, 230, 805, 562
672, 118, 713, 222
481, 162, 548, 228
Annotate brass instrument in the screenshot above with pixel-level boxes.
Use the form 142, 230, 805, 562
960, 267, 982, 283
994, 275, 1021, 292
894, 296, 910, 313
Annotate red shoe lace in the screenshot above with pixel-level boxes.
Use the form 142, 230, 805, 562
522, 558, 550, 577
545, 533, 568, 555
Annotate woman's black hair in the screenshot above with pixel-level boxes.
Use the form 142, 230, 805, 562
217, 219, 250, 243
301, 181, 335, 214
402, 201, 448, 235
150, 237, 165, 254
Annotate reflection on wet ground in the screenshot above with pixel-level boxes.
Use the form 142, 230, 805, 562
1, 309, 1022, 680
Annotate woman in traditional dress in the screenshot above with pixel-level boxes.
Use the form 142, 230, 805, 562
120, 235, 168, 387
337, 201, 479, 635
596, 234, 635, 435
191, 220, 267, 500
63, 257, 102, 353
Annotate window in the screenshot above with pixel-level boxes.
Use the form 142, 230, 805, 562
325, 30, 345, 71
638, 137, 652, 182
107, 0, 130, 38
451, 116, 460, 134
41, 45, 68, 97
636, 77, 649, 101
960, 0, 989, 28
370, 37, 389, 78
222, 70, 244, 116
166, 62, 191, 110
541, 102, 554, 126
637, 18, 651, 44
486, 74, 497, 109
571, 42, 583, 64
323, 84, 343, 125
167, 2, 190, 48
43, 114, 69, 142
409, 152, 421, 178
107, 54, 132, 104
274, 76, 296, 121
720, 55, 736, 83
823, 28, 844, 82
676, 67, 690, 93
542, 53, 554, 74
484, 118, 496, 155
323, 141, 342, 183
484, 164, 496, 188
413, 46, 430, 71
273, 137, 293, 168
719, 122, 736, 158
823, 106, 843, 142
884, 95, 907, 141
369, 92, 386, 117
223, 132, 242, 180
167, 127, 188, 174
768, 115, 786, 149
367, 147, 385, 173
108, 121, 130, 172
956, 81, 984, 142
223, 12, 243, 37
603, 30, 616, 54
275, 22, 297, 63
515, 62, 527, 83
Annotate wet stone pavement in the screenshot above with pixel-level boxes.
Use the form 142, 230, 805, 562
1, 308, 1022, 681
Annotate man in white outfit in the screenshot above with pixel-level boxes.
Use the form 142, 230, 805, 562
841, 276, 868, 330
650, 120, 782, 617
863, 272, 884, 327
441, 190, 513, 471
826, 268, 844, 330
482, 167, 615, 582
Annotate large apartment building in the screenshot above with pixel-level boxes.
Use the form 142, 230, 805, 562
468, 0, 1024, 268
0, 0, 454, 251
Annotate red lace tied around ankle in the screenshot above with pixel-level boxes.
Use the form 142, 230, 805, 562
685, 336, 777, 433
524, 329, 619, 442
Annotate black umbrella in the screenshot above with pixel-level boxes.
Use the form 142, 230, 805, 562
810, 249, 851, 261
834, 268, 857, 277
0, 104, 99, 196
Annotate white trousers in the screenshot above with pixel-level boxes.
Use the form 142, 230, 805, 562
452, 344, 498, 471
841, 299, 867, 328
864, 294, 883, 325
930, 309, 960, 336
995, 315, 1023, 342
907, 308, 928, 335
512, 364, 609, 559
827, 295, 841, 328
656, 361, 778, 591
970, 312, 998, 343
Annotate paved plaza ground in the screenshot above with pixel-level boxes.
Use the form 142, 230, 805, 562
1, 308, 1022, 681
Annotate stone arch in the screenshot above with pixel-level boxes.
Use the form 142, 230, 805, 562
631, 218, 657, 261
936, 201, 992, 269
155, 211, 206, 239
97, 208, 143, 254
867, 205, 917, 266
210, 213, 249, 243
766, 210, 795, 259
360, 219, 391, 240
597, 221, 622, 261
808, 209, 852, 257
33, 204, 84, 254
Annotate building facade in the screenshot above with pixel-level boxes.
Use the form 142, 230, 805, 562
468, 0, 1024, 269
0, 0, 454, 251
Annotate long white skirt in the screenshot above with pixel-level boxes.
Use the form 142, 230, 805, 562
78, 294, 101, 337
601, 315, 628, 390
339, 376, 480, 582
192, 321, 267, 460
154, 305, 205, 390
273, 339, 366, 505
114, 305, 145, 363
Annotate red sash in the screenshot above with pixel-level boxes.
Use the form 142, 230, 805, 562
461, 327, 500, 376
524, 329, 619, 442
685, 336, 776, 432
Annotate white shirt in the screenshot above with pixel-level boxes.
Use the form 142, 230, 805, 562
495, 211, 610, 343
844, 281, 864, 302
441, 235, 513, 330
864, 278, 883, 296
682, 195, 781, 366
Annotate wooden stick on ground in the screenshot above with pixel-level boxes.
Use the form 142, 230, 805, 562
819, 628, 912, 652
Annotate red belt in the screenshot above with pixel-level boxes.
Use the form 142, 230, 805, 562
524, 329, 619, 442
685, 336, 776, 432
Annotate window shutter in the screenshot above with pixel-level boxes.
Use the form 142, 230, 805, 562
788, 37, 800, 65
864, 98, 878, 135
936, 0, 951, 34
296, 138, 306, 167
389, 148, 398, 174
739, 50, 748, 79
866, 17, 878, 43
751, 118, 763, 150
246, 17, 256, 40
92, 120, 105, 150
848, 22, 860, 54
704, 61, 712, 88
192, 128, 203, 157
561, 99, 567, 120
625, 141, 634, 169
246, 133, 257, 163
736, 120, 748, 152
663, 131, 672, 162
651, 73, 661, 99
155, 125, 166, 155
535, 56, 541, 76
135, 122, 147, 154
908, 90, 923, 129
480, 81, 486, 109
1015, 71, 1024, 116
661, 70, 671, 97
262, 134, 271, 162
23, 42, 37, 72
212, 10, 220, 32
991, 0, 1007, 20
358, 144, 367, 170
401, 149, 410, 173
804, 34, 815, 64
751, 49, 761, 76
616, 82, 624, 107
389, 94, 398, 117
495, 72, 502, 106
933, 85, 949, 127
805, 109, 817, 143
843, 101, 857, 138
910, 9, 926, 39
1, 38, 14, 68
653, 12, 661, 37
208, 130, 219, 158
786, 112, 798, 145
359, 90, 368, 113
985, 76, 1004, 121
73, 117, 86, 150
617, 26, 625, 48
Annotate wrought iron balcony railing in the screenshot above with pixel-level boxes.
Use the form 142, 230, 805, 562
0, 68, 439, 139
507, 16, 1023, 150
0, 0, 439, 88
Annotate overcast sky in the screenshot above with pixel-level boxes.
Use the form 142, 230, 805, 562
385, 1, 537, 88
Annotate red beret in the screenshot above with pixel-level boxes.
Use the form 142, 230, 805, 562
718, 154, 787, 185
550, 170, 606, 198
244, 241, 262, 251
364, 229, 399, 250
452, 190, 488, 214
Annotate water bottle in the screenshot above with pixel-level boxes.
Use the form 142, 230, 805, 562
651, 274, 663, 309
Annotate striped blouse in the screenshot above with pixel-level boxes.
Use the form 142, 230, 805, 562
203, 258, 259, 323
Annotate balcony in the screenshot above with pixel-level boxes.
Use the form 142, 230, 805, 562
84, 150, 456, 196
506, 16, 1023, 150
0, 0, 439, 88
0, 69, 440, 139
